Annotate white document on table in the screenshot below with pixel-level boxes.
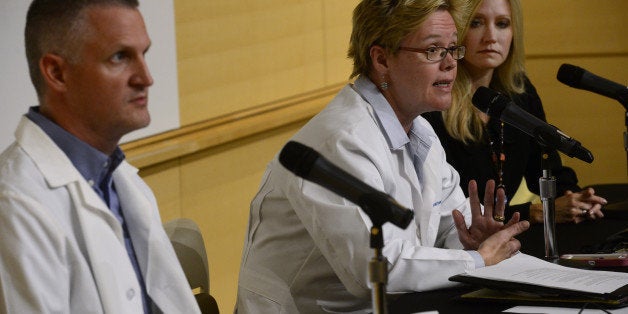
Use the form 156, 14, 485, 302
461, 253, 628, 294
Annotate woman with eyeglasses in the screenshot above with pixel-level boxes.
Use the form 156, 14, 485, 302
422, 0, 606, 227
236, 0, 530, 312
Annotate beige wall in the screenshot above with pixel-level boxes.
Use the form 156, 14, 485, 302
522, 1, 628, 184
174, 1, 358, 125
121, 1, 628, 312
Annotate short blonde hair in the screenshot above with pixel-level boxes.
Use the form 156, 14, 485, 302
443, 0, 526, 143
348, 0, 464, 79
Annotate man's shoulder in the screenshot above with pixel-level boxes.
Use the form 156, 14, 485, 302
0, 142, 40, 181
0, 142, 52, 199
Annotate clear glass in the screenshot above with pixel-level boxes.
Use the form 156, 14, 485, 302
398, 45, 466, 61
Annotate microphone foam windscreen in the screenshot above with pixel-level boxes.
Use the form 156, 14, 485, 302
471, 86, 495, 112
278, 141, 318, 178
557, 63, 584, 87
471, 87, 510, 118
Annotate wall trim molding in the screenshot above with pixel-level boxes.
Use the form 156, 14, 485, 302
121, 82, 346, 168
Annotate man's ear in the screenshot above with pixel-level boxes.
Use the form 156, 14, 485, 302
369, 45, 389, 75
40, 53, 67, 92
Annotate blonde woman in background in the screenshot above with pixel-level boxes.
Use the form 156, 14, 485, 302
422, 0, 606, 226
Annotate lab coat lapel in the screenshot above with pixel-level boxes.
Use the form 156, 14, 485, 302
20, 117, 125, 242
68, 180, 143, 314
112, 165, 155, 294
18, 117, 124, 239
113, 164, 151, 271
400, 145, 440, 248
403, 157, 439, 247
417, 158, 441, 248
75, 181, 125, 239
114, 163, 198, 313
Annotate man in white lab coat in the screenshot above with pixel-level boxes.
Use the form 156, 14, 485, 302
0, 1, 199, 313
236, 0, 530, 313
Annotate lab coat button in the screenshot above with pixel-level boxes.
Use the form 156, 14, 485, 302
126, 288, 135, 300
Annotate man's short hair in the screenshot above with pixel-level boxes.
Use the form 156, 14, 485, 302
25, 0, 140, 97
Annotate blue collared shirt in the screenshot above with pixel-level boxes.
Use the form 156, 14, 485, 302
352, 77, 484, 268
26, 107, 154, 313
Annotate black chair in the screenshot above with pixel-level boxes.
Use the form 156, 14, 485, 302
164, 218, 219, 314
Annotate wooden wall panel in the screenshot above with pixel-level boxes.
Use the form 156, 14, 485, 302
526, 57, 628, 185
140, 160, 182, 223
323, 0, 360, 83
522, 1, 628, 56
521, 0, 628, 185
175, 1, 327, 125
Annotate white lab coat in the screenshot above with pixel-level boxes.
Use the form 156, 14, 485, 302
0, 117, 200, 314
237, 78, 475, 313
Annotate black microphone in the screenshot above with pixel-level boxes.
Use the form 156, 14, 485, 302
557, 63, 628, 109
278, 141, 414, 228
472, 87, 594, 163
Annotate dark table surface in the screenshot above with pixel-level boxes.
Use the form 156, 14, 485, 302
388, 286, 510, 314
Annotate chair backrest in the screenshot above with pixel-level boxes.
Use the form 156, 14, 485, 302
164, 218, 220, 314
163, 218, 210, 293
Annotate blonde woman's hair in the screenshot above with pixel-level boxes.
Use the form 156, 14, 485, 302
348, 0, 465, 79
443, 0, 526, 143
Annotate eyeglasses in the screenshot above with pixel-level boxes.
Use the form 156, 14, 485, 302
398, 45, 466, 61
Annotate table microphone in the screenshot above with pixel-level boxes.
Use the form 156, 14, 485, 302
557, 63, 628, 109
279, 140, 414, 229
472, 86, 594, 163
